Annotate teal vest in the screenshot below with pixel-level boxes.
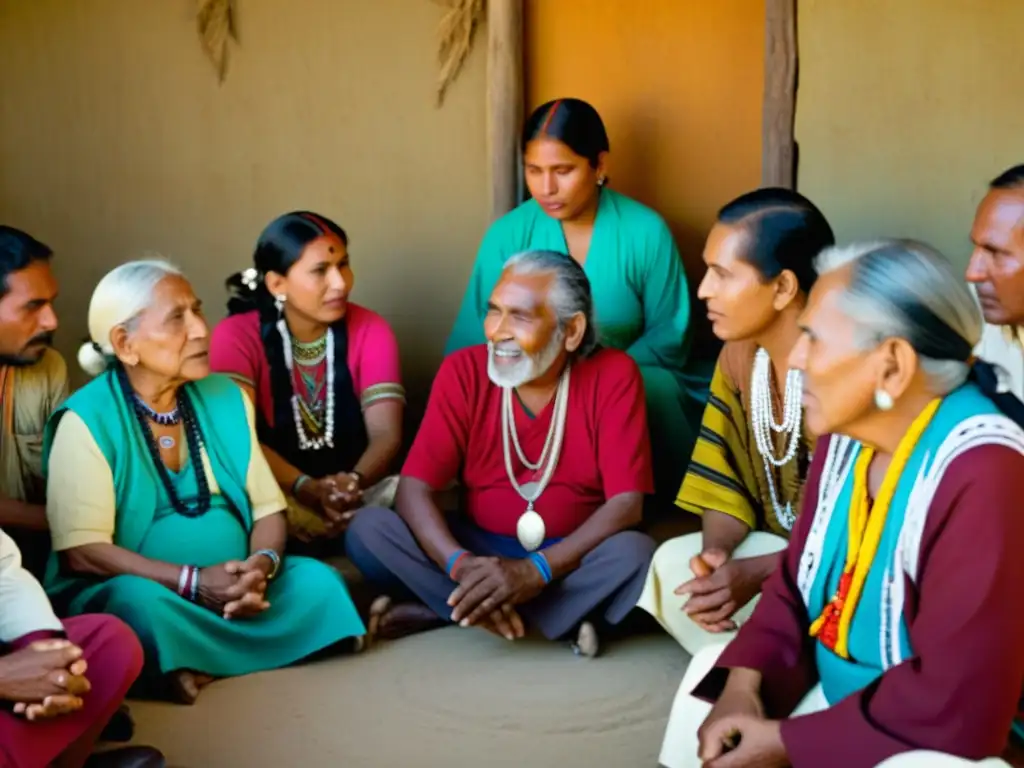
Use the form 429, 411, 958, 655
43, 372, 254, 593
802, 384, 1004, 704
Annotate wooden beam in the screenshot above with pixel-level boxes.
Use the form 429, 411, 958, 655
762, 0, 797, 188
486, 0, 524, 219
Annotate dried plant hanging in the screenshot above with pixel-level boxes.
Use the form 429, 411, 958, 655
197, 0, 237, 83
434, 0, 485, 106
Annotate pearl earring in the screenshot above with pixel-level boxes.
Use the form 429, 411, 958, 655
596, 176, 607, 187
874, 388, 894, 411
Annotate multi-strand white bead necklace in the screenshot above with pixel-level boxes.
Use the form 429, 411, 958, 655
750, 347, 803, 530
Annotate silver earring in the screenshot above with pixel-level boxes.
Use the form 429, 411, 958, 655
874, 388, 894, 411
274, 294, 286, 314
597, 176, 607, 187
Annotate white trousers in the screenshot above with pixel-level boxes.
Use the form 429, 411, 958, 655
658, 624, 1011, 768
637, 531, 789, 656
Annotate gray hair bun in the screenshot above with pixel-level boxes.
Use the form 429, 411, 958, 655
77, 341, 110, 377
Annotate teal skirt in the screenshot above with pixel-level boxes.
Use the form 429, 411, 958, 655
58, 502, 365, 678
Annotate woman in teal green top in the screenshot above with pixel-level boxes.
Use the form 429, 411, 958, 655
446, 98, 703, 500
43, 260, 366, 705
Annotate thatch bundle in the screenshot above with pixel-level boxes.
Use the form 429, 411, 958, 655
197, 0, 236, 83
192, 0, 484, 98
434, 0, 485, 106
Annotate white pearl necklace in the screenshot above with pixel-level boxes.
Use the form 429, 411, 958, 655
501, 366, 571, 551
279, 320, 335, 451
750, 347, 803, 530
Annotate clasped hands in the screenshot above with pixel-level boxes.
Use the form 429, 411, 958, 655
297, 472, 362, 539
198, 552, 276, 620
696, 678, 787, 767
0, 639, 91, 721
446, 555, 546, 641
674, 548, 762, 633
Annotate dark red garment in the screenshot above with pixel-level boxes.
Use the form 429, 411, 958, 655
0, 615, 143, 768
693, 435, 1024, 767
402, 346, 654, 538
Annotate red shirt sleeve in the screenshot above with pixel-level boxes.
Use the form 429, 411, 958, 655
209, 313, 262, 388
781, 443, 1024, 766
401, 352, 473, 490
595, 352, 655, 498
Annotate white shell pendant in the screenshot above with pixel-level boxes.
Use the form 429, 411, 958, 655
517, 508, 546, 552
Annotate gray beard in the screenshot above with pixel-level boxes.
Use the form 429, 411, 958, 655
487, 330, 565, 389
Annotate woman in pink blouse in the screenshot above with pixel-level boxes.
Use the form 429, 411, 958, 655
210, 211, 405, 551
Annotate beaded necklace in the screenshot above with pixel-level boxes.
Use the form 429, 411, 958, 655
278, 321, 335, 450
132, 396, 180, 426
750, 348, 804, 530
809, 398, 940, 658
118, 368, 212, 517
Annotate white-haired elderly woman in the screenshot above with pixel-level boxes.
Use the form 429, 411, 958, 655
40, 260, 366, 704
659, 240, 1024, 768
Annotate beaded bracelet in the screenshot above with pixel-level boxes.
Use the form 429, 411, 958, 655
527, 552, 552, 584
446, 549, 470, 579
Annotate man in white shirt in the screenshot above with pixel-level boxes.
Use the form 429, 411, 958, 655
0, 528, 164, 766
968, 164, 1024, 399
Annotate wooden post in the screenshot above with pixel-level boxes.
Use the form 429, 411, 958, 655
486, 0, 523, 219
762, 0, 797, 188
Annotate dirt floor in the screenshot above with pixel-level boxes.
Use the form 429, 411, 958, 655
124, 515, 698, 768
126, 626, 688, 768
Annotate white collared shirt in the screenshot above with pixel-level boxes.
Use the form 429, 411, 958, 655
0, 527, 63, 642
975, 323, 1024, 400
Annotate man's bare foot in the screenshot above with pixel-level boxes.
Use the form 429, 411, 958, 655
570, 621, 600, 658
369, 597, 445, 641
168, 670, 215, 705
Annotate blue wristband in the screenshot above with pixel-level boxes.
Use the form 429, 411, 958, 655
446, 549, 470, 577
527, 552, 552, 584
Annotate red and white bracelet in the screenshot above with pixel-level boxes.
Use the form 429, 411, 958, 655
177, 565, 200, 602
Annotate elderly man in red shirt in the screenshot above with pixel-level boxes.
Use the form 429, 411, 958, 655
346, 250, 656, 655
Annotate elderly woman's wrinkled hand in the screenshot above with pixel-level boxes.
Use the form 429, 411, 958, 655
198, 563, 267, 618
222, 589, 270, 620
220, 557, 272, 620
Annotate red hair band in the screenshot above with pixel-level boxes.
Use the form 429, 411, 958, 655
300, 212, 329, 234
538, 100, 562, 137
